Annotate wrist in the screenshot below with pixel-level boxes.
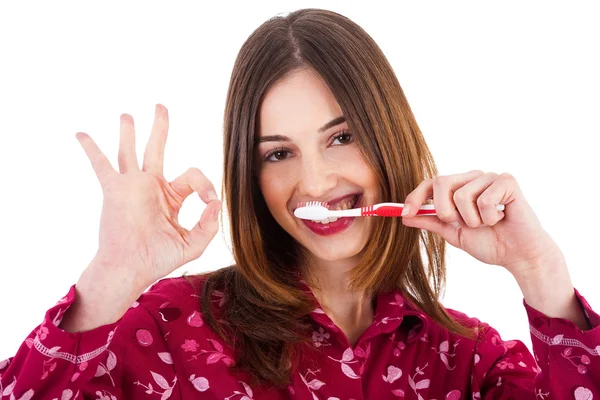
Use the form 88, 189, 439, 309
510, 253, 589, 329
60, 259, 146, 332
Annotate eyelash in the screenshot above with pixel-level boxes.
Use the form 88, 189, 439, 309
262, 130, 354, 163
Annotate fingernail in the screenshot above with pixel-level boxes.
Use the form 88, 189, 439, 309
207, 190, 218, 201
213, 205, 221, 219
401, 205, 411, 216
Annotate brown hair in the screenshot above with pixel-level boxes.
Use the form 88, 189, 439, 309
194, 7, 475, 388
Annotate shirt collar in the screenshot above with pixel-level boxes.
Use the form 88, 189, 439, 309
297, 278, 429, 344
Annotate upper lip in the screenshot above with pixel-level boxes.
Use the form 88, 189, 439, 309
295, 193, 361, 210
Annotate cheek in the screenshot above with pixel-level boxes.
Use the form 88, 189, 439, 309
341, 150, 378, 187
258, 166, 296, 210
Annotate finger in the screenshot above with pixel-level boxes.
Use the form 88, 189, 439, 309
403, 170, 484, 220
118, 114, 140, 173
402, 215, 462, 249
171, 167, 219, 205
453, 172, 498, 228
170, 167, 221, 261
75, 132, 116, 188
476, 175, 512, 226
142, 104, 169, 175
187, 199, 222, 260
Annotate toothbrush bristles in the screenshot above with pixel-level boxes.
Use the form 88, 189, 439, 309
294, 201, 332, 220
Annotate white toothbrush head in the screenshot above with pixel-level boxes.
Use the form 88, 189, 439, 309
294, 201, 331, 220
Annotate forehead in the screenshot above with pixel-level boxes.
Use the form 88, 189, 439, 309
259, 69, 344, 136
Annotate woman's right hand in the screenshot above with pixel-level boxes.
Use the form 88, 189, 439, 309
75, 104, 222, 291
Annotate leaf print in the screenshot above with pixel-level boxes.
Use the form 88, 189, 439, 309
342, 348, 354, 362
415, 379, 430, 389
16, 389, 34, 400
60, 389, 73, 400
95, 365, 107, 377
160, 388, 172, 400
445, 389, 462, 400
151, 371, 170, 390
440, 353, 456, 370
382, 365, 402, 383
3, 377, 16, 396
341, 363, 360, 379
307, 379, 325, 390
240, 381, 254, 397
439, 340, 449, 353
574, 386, 593, 400
391, 389, 405, 397
189, 375, 210, 392
106, 350, 117, 371
206, 353, 225, 364
207, 339, 224, 353
354, 347, 365, 358
158, 352, 173, 364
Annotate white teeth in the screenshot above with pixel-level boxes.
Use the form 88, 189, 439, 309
312, 216, 339, 224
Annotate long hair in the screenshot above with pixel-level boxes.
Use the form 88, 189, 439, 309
195, 7, 475, 388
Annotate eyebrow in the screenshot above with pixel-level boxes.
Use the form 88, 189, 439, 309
256, 116, 346, 144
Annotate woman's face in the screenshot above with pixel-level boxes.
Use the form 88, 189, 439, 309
256, 69, 380, 267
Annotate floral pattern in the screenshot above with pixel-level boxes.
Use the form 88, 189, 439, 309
0, 276, 599, 398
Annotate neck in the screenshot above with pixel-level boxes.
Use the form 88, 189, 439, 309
301, 256, 375, 346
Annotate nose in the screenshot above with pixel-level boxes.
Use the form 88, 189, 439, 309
297, 151, 338, 200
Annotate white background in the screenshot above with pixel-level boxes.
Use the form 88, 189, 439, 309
1, 1, 598, 360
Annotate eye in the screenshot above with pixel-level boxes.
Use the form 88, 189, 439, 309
261, 130, 353, 163
331, 130, 353, 145
263, 146, 291, 162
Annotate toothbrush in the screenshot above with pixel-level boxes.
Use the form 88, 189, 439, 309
294, 201, 505, 220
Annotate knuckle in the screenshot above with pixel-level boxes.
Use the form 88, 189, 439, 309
465, 219, 480, 228
436, 210, 453, 221
453, 190, 466, 203
433, 176, 448, 188
477, 196, 493, 208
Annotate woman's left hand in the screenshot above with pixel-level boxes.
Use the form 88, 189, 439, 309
400, 170, 563, 277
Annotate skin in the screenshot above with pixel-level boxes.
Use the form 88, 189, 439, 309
256, 68, 382, 344
256, 68, 589, 345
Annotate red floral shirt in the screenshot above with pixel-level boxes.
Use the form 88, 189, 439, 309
1, 275, 599, 399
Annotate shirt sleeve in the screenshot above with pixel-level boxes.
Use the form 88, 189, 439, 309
471, 288, 600, 399
0, 283, 168, 400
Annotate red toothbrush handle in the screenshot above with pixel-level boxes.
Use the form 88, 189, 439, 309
361, 205, 436, 217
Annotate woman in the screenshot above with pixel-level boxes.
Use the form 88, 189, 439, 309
0, 8, 598, 399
